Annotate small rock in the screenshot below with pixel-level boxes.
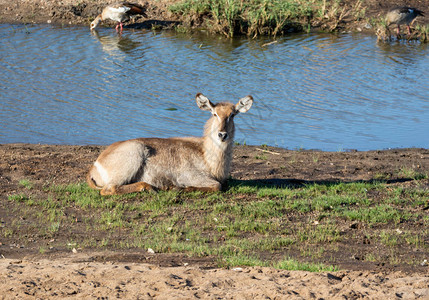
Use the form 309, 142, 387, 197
147, 248, 155, 254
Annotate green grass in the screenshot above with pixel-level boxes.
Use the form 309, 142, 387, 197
169, 0, 426, 41
255, 154, 268, 160
379, 230, 398, 247
296, 223, 341, 243
342, 205, 410, 224
8, 193, 31, 203
19, 179, 33, 190
169, 0, 366, 37
397, 167, 428, 180
404, 232, 425, 247
5, 178, 429, 270
2, 228, 13, 238
274, 257, 338, 272
220, 254, 337, 271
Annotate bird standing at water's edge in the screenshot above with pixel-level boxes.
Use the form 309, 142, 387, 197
385, 7, 424, 36
90, 2, 147, 32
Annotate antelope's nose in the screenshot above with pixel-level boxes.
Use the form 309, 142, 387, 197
218, 132, 228, 141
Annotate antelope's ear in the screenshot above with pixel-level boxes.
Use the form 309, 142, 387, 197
196, 93, 215, 112
235, 95, 253, 113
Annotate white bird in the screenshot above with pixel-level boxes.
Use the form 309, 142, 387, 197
90, 2, 146, 32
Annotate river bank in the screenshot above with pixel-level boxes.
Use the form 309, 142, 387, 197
0, 0, 428, 37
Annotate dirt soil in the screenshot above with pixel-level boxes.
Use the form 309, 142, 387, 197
1, 144, 429, 298
0, 0, 428, 33
1, 0, 429, 298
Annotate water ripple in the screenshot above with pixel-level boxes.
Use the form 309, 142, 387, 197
0, 24, 428, 150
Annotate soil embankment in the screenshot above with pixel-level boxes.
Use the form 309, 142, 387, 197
0, 0, 428, 35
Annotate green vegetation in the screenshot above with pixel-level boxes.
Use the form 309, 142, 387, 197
397, 167, 428, 180
19, 179, 34, 190
3, 176, 428, 271
169, 0, 366, 37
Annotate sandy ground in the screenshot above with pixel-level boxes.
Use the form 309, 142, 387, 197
1, 144, 429, 299
1, 252, 428, 299
1, 0, 429, 298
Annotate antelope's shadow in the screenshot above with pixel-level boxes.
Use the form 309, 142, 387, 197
227, 177, 417, 190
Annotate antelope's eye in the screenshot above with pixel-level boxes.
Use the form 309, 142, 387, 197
213, 113, 218, 117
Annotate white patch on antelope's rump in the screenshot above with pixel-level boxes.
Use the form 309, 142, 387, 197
94, 161, 110, 185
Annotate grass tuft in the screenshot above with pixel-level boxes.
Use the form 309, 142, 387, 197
4, 176, 428, 271
169, 0, 366, 37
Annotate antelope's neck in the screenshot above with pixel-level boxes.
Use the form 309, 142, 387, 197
202, 118, 234, 182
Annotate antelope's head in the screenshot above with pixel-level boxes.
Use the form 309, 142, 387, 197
196, 93, 253, 144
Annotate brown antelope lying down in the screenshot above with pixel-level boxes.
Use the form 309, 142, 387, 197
87, 93, 253, 195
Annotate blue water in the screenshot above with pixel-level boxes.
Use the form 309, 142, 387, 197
1, 24, 428, 151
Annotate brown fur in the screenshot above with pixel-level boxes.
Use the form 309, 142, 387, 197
87, 94, 253, 195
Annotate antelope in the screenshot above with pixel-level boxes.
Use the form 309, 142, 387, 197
87, 93, 253, 195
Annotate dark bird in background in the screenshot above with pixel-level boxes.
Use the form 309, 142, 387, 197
90, 2, 147, 32
385, 7, 424, 36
